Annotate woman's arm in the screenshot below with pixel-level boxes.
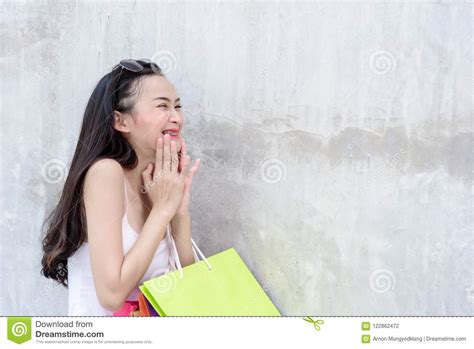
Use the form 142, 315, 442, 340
83, 158, 173, 311
170, 213, 195, 267
169, 137, 201, 268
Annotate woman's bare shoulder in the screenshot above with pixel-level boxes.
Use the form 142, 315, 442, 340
83, 158, 125, 195
88, 158, 123, 175
82, 159, 126, 245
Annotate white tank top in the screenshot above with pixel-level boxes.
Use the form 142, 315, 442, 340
67, 177, 174, 316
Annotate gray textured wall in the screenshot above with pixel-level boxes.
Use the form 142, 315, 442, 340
1, 1, 472, 316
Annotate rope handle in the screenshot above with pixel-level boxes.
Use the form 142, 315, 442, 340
167, 223, 212, 279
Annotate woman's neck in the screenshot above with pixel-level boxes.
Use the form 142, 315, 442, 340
123, 154, 154, 210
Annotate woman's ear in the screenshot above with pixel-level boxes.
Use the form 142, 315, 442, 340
113, 110, 130, 133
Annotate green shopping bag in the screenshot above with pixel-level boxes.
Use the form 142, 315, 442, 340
139, 235, 281, 316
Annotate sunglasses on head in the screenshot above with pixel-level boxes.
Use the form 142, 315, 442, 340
115, 58, 161, 73
112, 59, 162, 110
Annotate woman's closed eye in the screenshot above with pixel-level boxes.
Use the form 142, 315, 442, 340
157, 104, 182, 109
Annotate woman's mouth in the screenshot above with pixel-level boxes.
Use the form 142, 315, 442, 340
162, 129, 180, 140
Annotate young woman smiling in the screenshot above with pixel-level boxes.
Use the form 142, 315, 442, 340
41, 59, 201, 315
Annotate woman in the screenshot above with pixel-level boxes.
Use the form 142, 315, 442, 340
41, 59, 201, 315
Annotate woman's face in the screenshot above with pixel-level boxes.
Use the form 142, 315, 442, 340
119, 74, 183, 155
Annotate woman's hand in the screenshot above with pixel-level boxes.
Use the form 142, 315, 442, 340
141, 134, 191, 219
174, 137, 201, 217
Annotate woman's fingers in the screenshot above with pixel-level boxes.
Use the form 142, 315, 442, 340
141, 163, 154, 192
163, 134, 171, 172
194, 158, 201, 173
178, 138, 187, 173
171, 140, 178, 173
188, 159, 201, 179
154, 137, 163, 180
180, 155, 191, 179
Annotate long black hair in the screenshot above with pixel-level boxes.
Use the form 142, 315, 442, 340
41, 60, 164, 286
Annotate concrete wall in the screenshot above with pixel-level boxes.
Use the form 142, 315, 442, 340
1, 0, 472, 315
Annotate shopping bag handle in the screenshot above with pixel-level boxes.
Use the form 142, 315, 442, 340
168, 223, 212, 279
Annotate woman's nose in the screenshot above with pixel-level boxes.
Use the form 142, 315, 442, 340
169, 109, 182, 124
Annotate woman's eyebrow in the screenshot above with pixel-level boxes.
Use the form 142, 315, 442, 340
152, 97, 180, 103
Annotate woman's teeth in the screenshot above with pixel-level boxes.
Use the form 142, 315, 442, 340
162, 131, 179, 138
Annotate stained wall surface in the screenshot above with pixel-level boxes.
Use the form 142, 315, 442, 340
0, 1, 472, 315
